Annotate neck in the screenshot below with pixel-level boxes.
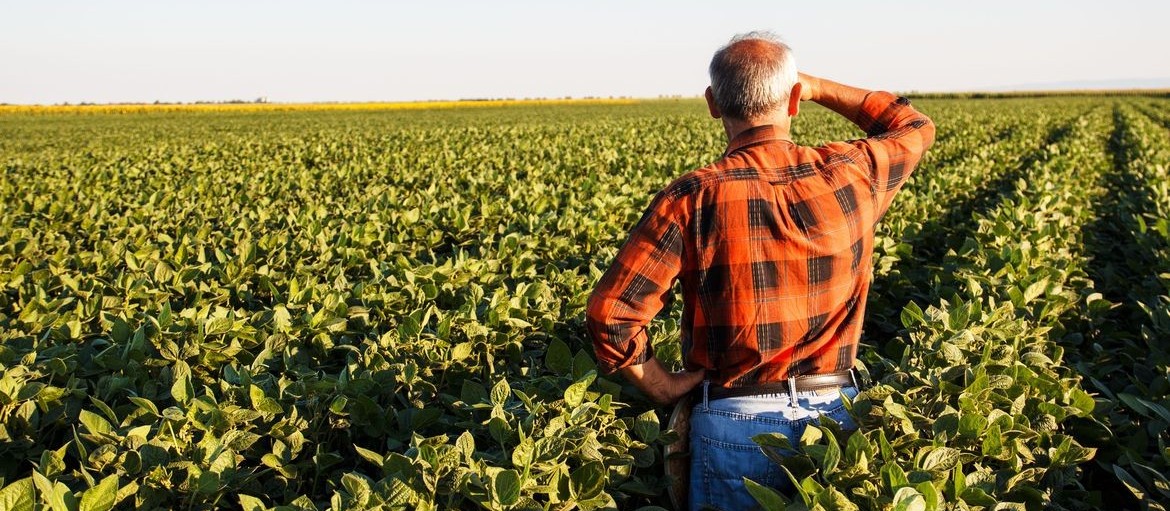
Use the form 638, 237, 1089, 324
722, 112, 791, 142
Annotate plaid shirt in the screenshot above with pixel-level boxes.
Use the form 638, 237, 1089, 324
587, 91, 935, 387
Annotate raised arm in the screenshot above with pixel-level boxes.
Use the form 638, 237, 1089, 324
798, 72, 871, 127
799, 72, 936, 215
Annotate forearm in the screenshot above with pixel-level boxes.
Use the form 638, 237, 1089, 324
617, 357, 705, 406
800, 73, 873, 127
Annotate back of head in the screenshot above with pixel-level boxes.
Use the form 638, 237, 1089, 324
709, 31, 797, 121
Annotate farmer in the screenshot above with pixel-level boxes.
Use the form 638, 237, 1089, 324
586, 31, 934, 509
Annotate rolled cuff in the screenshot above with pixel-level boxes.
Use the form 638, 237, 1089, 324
594, 332, 656, 374
857, 91, 915, 137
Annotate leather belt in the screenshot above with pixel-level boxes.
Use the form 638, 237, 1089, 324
703, 370, 856, 401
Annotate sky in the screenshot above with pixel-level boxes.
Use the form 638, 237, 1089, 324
2, 0, 1168, 104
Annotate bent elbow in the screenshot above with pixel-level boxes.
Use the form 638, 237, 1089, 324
585, 289, 606, 332
919, 115, 937, 148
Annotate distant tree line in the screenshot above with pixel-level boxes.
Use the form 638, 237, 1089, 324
905, 89, 1170, 99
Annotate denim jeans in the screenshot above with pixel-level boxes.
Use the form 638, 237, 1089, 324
688, 382, 859, 511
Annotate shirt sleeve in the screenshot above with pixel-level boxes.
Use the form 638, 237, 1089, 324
586, 192, 685, 374
846, 91, 936, 217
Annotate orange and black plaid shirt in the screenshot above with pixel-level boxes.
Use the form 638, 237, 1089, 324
587, 91, 935, 387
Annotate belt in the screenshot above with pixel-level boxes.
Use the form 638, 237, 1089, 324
702, 370, 857, 401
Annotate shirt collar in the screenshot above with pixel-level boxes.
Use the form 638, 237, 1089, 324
724, 125, 794, 156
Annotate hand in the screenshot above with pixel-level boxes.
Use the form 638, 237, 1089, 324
618, 358, 707, 406
670, 368, 707, 399
797, 72, 818, 102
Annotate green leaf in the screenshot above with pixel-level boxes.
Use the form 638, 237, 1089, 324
341, 473, 371, 506
398, 316, 421, 338
1005, 468, 1042, 491
1023, 278, 1048, 304
950, 464, 966, 500
564, 371, 596, 408
239, 494, 267, 511
488, 417, 512, 446
32, 472, 71, 511
921, 447, 959, 472
784, 467, 814, 507
79, 475, 119, 511
882, 462, 909, 491
961, 487, 997, 507
545, 338, 572, 375
205, 316, 234, 336
572, 349, 596, 378
900, 301, 925, 327
39, 445, 67, 478
571, 461, 605, 499
461, 379, 488, 404
1117, 393, 1149, 417
744, 477, 788, 509
800, 423, 823, 445
752, 432, 793, 451
78, 409, 113, 436
982, 424, 1004, 458
128, 396, 159, 417
110, 318, 132, 343
958, 412, 987, 439
916, 481, 940, 511
171, 361, 193, 405
286, 495, 318, 511
493, 469, 521, 506
845, 431, 871, 468
0, 478, 34, 511
490, 378, 511, 405
88, 396, 119, 426
1113, 465, 1147, 500
633, 410, 660, 443
329, 395, 348, 415
353, 445, 384, 468
1068, 387, 1096, 416
821, 427, 841, 474
158, 301, 173, 327
891, 486, 926, 511
512, 437, 535, 468
456, 431, 475, 459
1137, 396, 1170, 423
800, 477, 825, 500
878, 429, 894, 462
450, 342, 473, 362
815, 485, 859, 511
947, 303, 970, 331
273, 305, 292, 332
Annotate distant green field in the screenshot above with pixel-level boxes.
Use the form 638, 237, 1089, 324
2, 96, 1169, 510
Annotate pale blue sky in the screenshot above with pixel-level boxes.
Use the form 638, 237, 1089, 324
2, 1, 1167, 104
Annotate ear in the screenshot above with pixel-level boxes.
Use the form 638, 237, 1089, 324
787, 82, 802, 117
704, 86, 721, 119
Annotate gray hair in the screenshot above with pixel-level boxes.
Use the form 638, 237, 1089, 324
708, 31, 798, 120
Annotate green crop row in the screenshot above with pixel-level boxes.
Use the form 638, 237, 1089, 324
1062, 105, 1170, 510
1, 98, 1168, 510
864, 99, 1078, 339
746, 104, 1114, 510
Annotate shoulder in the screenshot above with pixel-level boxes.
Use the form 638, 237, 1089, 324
813, 141, 872, 168
659, 165, 762, 202
667, 143, 871, 198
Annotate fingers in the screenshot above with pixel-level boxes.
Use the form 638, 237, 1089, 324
797, 72, 817, 101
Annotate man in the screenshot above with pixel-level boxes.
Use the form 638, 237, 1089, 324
586, 32, 934, 509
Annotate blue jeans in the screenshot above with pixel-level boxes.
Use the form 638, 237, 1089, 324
688, 383, 859, 511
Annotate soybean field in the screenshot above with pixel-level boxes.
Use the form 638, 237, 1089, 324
1, 96, 1169, 510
